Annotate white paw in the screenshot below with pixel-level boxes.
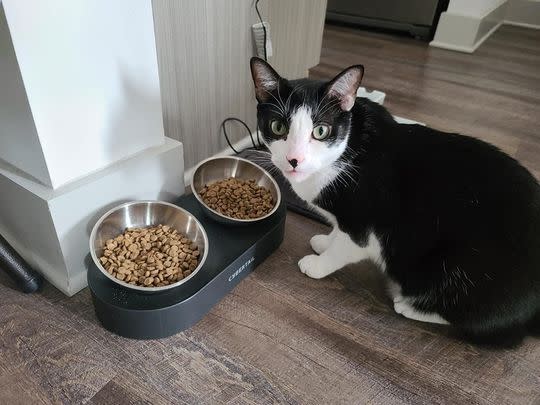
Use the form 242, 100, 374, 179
393, 299, 419, 319
310, 234, 331, 254
393, 300, 409, 315
393, 299, 449, 325
298, 254, 333, 279
392, 294, 405, 304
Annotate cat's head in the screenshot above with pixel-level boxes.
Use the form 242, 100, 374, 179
250, 57, 363, 183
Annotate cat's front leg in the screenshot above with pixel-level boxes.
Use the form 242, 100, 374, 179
310, 227, 338, 254
299, 229, 369, 279
393, 297, 449, 325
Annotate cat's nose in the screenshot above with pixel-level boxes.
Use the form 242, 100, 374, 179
287, 155, 304, 168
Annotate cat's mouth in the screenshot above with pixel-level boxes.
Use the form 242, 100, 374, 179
283, 168, 309, 182
284, 168, 301, 175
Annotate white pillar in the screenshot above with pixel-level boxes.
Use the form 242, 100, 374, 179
0, 0, 185, 295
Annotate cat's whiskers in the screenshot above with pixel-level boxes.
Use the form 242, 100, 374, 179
276, 80, 288, 115
328, 160, 357, 191
262, 89, 286, 116
313, 92, 320, 118
339, 170, 357, 188
248, 151, 273, 164
338, 153, 362, 187
344, 145, 361, 159
336, 170, 356, 189
332, 175, 349, 191
315, 99, 341, 120
317, 97, 339, 113
247, 151, 282, 177
343, 165, 361, 182
333, 153, 361, 189
314, 90, 331, 117
338, 158, 361, 173
270, 108, 285, 117
285, 83, 307, 112
259, 102, 284, 116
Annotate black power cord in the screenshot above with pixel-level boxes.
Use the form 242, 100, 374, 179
221, 118, 257, 154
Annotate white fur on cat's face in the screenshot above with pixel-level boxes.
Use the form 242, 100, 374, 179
268, 106, 348, 184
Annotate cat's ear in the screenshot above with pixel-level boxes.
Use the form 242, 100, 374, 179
325, 65, 364, 111
250, 57, 281, 103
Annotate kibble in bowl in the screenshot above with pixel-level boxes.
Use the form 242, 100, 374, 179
198, 178, 275, 220
191, 156, 281, 225
90, 201, 208, 292
99, 224, 200, 288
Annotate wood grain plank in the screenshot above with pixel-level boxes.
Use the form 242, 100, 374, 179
0, 364, 53, 405
92, 333, 295, 405
88, 380, 151, 405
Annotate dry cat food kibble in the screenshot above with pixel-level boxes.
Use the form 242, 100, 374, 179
198, 177, 275, 219
99, 224, 200, 287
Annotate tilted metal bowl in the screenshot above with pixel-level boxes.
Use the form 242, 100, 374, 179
191, 156, 281, 225
89, 200, 208, 292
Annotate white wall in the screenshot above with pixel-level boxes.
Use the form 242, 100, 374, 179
505, 0, 540, 27
0, 5, 51, 186
1, 0, 165, 188
447, 0, 507, 17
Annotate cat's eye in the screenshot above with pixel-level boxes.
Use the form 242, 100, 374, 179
312, 124, 331, 140
270, 119, 287, 137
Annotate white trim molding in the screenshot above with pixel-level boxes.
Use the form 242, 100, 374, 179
430, 1, 508, 53
504, 20, 540, 29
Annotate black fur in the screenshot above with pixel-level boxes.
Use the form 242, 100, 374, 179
250, 57, 540, 345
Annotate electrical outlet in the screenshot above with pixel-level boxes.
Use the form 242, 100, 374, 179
252, 21, 273, 58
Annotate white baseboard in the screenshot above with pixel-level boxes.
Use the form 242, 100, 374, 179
504, 20, 540, 29
431, 21, 503, 53
429, 40, 477, 54
430, 2, 507, 53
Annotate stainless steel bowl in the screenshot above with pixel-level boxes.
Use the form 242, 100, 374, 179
191, 156, 281, 225
89, 200, 208, 292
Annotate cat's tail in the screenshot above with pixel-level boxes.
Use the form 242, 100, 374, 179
526, 311, 540, 337
457, 311, 540, 348
457, 326, 526, 348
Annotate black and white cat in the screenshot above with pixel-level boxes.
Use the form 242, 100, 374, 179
250, 57, 540, 344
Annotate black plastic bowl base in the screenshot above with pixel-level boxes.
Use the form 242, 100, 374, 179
87, 193, 286, 339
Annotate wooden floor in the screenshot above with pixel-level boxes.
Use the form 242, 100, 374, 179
1, 25, 539, 405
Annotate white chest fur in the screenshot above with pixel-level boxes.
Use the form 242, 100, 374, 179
290, 169, 386, 271
290, 167, 338, 205
289, 169, 339, 227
